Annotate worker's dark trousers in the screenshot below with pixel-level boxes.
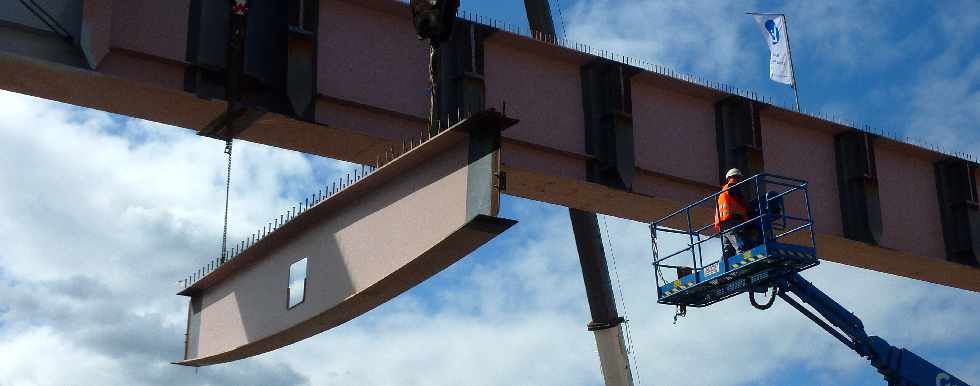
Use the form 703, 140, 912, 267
720, 219, 748, 260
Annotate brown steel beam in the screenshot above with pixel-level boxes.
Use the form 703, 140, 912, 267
0, 0, 977, 294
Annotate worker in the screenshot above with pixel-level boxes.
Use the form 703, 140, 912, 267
715, 168, 750, 260
410, 0, 460, 42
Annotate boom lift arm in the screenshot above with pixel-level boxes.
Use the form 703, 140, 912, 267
652, 174, 969, 385
776, 273, 970, 386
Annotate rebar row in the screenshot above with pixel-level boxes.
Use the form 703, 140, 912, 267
454, 9, 977, 164
178, 109, 482, 290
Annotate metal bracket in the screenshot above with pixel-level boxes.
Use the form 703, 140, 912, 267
184, 0, 294, 118
715, 96, 764, 182
581, 58, 639, 190
438, 20, 495, 126
494, 171, 507, 191
198, 107, 265, 140
935, 159, 980, 266
835, 131, 883, 245
586, 316, 626, 331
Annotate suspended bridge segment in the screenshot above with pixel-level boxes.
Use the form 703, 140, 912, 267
174, 111, 516, 366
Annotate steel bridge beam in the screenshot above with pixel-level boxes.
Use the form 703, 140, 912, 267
0, 0, 977, 292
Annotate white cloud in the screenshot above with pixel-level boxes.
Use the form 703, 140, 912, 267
0, 90, 324, 385
0, 328, 123, 386
561, 0, 763, 82
904, 18, 980, 156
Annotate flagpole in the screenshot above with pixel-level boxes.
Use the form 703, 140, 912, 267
748, 12, 802, 111
782, 14, 802, 111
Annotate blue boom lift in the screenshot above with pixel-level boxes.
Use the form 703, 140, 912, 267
651, 174, 971, 385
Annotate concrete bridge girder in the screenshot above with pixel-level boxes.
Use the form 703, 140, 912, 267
0, 0, 976, 292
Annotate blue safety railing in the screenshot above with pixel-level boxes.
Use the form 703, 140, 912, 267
650, 174, 817, 300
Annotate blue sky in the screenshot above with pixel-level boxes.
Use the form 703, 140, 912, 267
0, 1, 978, 385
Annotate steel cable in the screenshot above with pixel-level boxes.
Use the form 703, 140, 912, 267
600, 215, 643, 386
17, 0, 73, 42
553, 0, 568, 41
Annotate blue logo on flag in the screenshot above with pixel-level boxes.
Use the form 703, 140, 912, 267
765, 19, 780, 44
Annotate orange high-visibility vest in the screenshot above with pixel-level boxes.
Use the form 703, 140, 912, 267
714, 181, 748, 230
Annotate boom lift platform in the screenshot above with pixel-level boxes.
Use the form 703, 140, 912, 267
651, 174, 970, 385
652, 174, 819, 307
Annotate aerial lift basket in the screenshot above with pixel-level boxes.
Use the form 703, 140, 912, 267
651, 174, 819, 307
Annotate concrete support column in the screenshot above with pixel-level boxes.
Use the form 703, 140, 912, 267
594, 324, 635, 386
524, 2, 635, 385
569, 208, 634, 386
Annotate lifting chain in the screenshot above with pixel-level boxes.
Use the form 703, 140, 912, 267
428, 43, 441, 135
220, 139, 233, 263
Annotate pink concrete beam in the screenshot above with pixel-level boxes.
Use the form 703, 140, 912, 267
176, 112, 516, 366
319, 0, 430, 120
109, 0, 189, 63
761, 112, 844, 237
876, 142, 947, 260
0, 0, 976, 293
485, 36, 589, 157
632, 76, 719, 188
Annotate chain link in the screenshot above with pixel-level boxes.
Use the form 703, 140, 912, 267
220, 139, 233, 263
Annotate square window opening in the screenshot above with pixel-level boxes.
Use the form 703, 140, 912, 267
287, 257, 308, 309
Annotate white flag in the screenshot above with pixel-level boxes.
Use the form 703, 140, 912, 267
752, 14, 794, 86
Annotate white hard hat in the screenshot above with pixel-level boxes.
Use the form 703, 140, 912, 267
725, 168, 743, 179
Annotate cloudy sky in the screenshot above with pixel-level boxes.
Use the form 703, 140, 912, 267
1, 1, 978, 385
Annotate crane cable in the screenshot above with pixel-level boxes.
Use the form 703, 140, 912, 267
219, 139, 233, 264
553, 0, 568, 41
17, 0, 73, 43
600, 215, 642, 386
